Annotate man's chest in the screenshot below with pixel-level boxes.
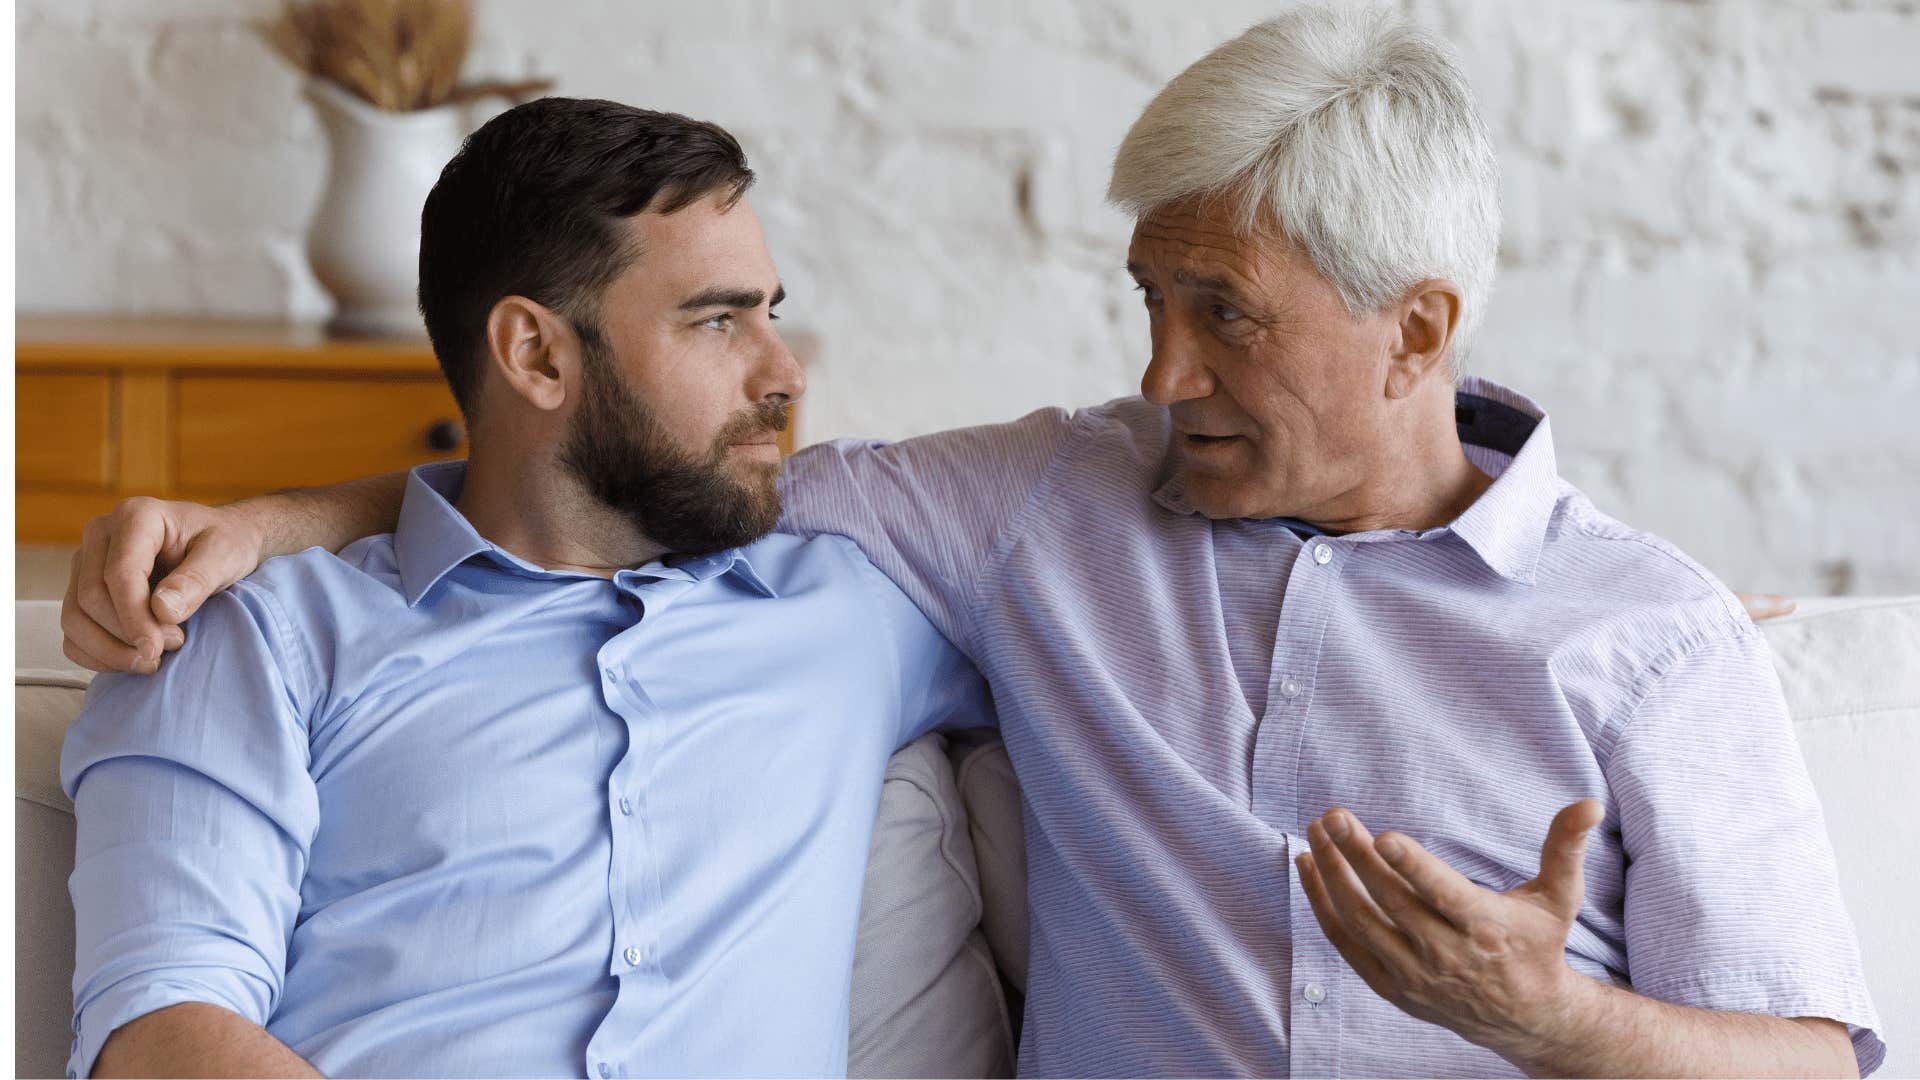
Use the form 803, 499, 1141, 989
294, 590, 904, 914
978, 517, 1611, 838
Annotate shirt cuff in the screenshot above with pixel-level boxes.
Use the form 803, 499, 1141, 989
1636, 967, 1886, 1077
70, 977, 270, 1080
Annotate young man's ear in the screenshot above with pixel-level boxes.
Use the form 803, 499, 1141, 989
1383, 278, 1463, 400
484, 296, 580, 413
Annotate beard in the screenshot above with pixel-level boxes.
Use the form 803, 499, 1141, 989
558, 335, 788, 557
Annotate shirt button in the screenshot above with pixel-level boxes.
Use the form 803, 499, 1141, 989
623, 945, 642, 967
1303, 981, 1328, 1005
1313, 543, 1334, 565
602, 667, 616, 682
1280, 679, 1301, 699
619, 797, 633, 816
599, 1064, 612, 1079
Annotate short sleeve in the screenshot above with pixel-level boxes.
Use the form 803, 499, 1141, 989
777, 408, 1078, 649
1607, 627, 1885, 1075
59, 582, 321, 1078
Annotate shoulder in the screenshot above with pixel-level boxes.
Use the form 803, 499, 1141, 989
213, 535, 411, 671
1537, 485, 1755, 663
740, 530, 891, 595
234, 535, 404, 609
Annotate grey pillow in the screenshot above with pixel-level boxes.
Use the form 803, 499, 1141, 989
849, 733, 1014, 1077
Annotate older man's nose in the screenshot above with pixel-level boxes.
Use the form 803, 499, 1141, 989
1140, 332, 1213, 406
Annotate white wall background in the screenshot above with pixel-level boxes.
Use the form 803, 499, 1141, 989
16, 0, 1920, 594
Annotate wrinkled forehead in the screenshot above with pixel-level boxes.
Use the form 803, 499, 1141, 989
1126, 199, 1299, 289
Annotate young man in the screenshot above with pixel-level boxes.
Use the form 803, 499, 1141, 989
61, 99, 989, 1078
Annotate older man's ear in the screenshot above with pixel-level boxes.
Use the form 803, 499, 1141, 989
1384, 278, 1464, 399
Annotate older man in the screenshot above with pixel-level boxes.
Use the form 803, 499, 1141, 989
64, 5, 1878, 1077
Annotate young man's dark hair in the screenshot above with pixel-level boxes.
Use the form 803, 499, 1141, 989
417, 97, 755, 418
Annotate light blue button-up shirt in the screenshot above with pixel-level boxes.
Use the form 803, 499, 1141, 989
62, 462, 991, 1079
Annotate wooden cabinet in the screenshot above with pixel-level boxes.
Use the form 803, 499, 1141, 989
14, 316, 810, 544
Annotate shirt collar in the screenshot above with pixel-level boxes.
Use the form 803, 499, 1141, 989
1444, 377, 1559, 587
1149, 376, 1560, 586
394, 461, 778, 607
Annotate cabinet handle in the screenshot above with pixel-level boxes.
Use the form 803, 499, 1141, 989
424, 419, 465, 453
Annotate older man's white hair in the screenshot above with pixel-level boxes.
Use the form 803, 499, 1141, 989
1109, 3, 1501, 373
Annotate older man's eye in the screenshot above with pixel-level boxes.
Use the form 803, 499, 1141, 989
1212, 304, 1244, 323
1133, 283, 1162, 304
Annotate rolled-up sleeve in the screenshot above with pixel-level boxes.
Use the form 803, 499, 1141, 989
59, 582, 320, 1078
1607, 625, 1885, 1075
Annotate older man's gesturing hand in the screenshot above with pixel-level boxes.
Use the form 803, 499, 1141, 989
1296, 800, 1606, 1066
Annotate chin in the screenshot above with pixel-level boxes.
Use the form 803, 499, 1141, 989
1181, 470, 1281, 521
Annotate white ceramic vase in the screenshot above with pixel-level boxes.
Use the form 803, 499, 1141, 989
304, 79, 468, 336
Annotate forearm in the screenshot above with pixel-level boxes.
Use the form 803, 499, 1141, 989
92, 1002, 321, 1078
1505, 974, 1856, 1079
233, 470, 410, 559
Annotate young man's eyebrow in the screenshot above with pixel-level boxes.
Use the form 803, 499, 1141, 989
679, 285, 769, 311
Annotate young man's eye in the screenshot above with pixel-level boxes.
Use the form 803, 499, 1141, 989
701, 313, 734, 330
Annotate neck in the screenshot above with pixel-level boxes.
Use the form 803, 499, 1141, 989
454, 436, 669, 578
1300, 388, 1493, 535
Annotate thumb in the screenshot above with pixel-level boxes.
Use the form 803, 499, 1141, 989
1528, 799, 1604, 918
150, 567, 214, 625
149, 531, 248, 624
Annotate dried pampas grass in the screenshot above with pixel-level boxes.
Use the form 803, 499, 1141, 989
268, 0, 552, 112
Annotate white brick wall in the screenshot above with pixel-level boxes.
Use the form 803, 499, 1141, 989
16, 0, 1920, 594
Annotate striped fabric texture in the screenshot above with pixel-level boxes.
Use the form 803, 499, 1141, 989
778, 377, 1883, 1077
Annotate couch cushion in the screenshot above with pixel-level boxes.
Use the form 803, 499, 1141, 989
16, 670, 88, 1080
1760, 596, 1920, 1078
850, 733, 1014, 1077
950, 731, 1027, 994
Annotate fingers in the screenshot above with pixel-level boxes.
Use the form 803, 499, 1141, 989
62, 549, 154, 674
1295, 852, 1398, 999
1737, 592, 1795, 621
1305, 817, 1422, 971
1317, 809, 1450, 940
151, 524, 254, 625
1523, 800, 1604, 918
101, 500, 173, 657
1373, 829, 1488, 927
61, 627, 119, 675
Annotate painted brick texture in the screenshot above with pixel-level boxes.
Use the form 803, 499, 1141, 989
15, 0, 1919, 593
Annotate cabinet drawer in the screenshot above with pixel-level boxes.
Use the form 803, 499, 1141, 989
17, 373, 115, 489
176, 375, 465, 493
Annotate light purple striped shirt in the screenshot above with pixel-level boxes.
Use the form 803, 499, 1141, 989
779, 376, 1882, 1077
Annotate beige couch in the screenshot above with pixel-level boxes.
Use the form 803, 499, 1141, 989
17, 597, 1920, 1076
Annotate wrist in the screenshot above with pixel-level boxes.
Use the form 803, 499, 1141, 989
1491, 965, 1604, 1077
223, 493, 288, 558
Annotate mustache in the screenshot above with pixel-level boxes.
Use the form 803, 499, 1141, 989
716, 400, 791, 443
